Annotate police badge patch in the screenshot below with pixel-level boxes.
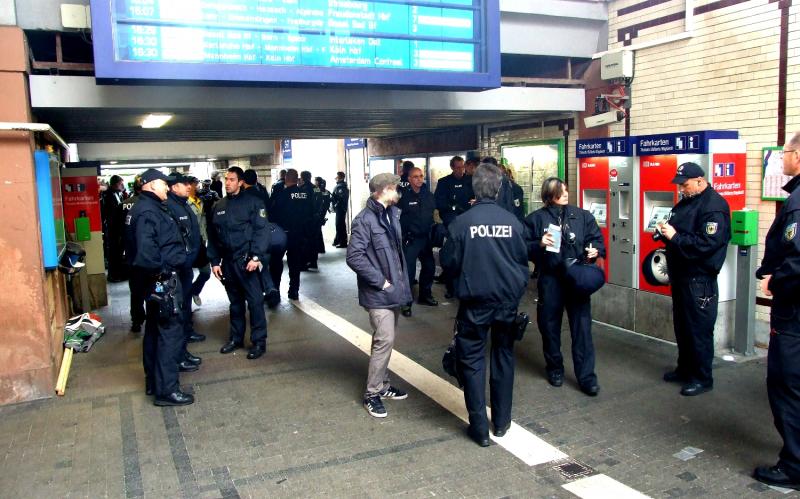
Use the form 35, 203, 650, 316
705, 222, 718, 235
785, 222, 797, 242
514, 199, 520, 207
259, 208, 266, 218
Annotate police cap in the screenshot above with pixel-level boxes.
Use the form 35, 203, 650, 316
140, 168, 170, 185
168, 173, 193, 186
671, 162, 705, 184
564, 262, 605, 296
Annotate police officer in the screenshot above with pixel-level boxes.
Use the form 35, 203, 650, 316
525, 177, 605, 396
124, 168, 193, 406
441, 163, 529, 446
207, 167, 271, 360
753, 132, 800, 489
243, 169, 270, 210
268, 168, 313, 300
501, 162, 525, 221
270, 169, 287, 200
398, 166, 438, 317
165, 174, 204, 372
308, 176, 332, 271
435, 155, 474, 298
123, 176, 146, 332
658, 162, 730, 396
332, 172, 350, 247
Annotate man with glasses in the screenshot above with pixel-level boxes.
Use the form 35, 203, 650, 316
753, 132, 800, 489
656, 162, 731, 396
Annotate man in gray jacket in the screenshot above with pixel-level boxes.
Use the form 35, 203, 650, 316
346, 173, 413, 418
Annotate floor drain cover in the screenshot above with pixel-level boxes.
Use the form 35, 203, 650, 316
553, 460, 594, 480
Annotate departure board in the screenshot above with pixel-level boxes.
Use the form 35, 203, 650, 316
91, 0, 500, 89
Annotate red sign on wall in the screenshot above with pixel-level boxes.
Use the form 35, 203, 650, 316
711, 152, 746, 211
61, 176, 102, 233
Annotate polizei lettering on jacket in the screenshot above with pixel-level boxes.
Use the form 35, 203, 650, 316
469, 225, 513, 239
291, 192, 308, 199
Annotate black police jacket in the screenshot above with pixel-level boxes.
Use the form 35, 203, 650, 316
435, 174, 474, 226
332, 181, 349, 213
664, 186, 731, 280
441, 200, 529, 322
757, 175, 800, 333
243, 183, 270, 211
124, 191, 187, 272
166, 192, 201, 268
269, 184, 314, 234
313, 188, 332, 224
207, 190, 270, 266
346, 197, 413, 309
525, 204, 605, 274
398, 184, 435, 239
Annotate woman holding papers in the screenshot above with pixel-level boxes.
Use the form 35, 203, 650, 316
525, 177, 605, 397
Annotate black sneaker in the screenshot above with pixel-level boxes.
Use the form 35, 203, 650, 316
130, 323, 142, 333
380, 386, 408, 400
287, 291, 299, 300
363, 396, 387, 418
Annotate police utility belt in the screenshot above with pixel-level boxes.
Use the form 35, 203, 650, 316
147, 271, 181, 320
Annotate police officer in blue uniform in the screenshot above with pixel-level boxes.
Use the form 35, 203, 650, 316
525, 177, 605, 396
398, 166, 438, 317
122, 176, 146, 332
753, 133, 800, 489
269, 168, 314, 300
657, 162, 730, 396
165, 174, 204, 371
125, 168, 193, 406
435, 155, 474, 298
207, 167, 271, 360
441, 163, 529, 447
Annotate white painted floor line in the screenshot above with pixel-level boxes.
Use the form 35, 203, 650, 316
562, 474, 651, 498
292, 295, 650, 497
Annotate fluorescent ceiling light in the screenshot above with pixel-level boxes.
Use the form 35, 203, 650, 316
206, 157, 217, 161
141, 113, 173, 128
109, 160, 118, 164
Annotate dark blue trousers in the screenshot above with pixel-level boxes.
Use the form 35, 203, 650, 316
222, 259, 267, 347
671, 276, 717, 385
536, 272, 597, 386
768, 332, 800, 479
143, 277, 183, 396
455, 318, 516, 436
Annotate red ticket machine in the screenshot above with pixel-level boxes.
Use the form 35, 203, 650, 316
636, 131, 746, 298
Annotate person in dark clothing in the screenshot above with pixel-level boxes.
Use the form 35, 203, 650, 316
243, 169, 271, 210
465, 158, 479, 177
398, 160, 414, 192
268, 168, 314, 300
346, 173, 412, 418
124, 168, 193, 406
501, 163, 525, 221
270, 169, 287, 200
657, 162, 731, 396
207, 167, 271, 360
753, 132, 800, 490
165, 174, 205, 373
103, 174, 129, 282
209, 171, 223, 198
434, 155, 474, 298
308, 177, 332, 270
123, 176, 146, 332
525, 177, 605, 397
397, 166, 438, 317
441, 163, 529, 446
332, 172, 350, 248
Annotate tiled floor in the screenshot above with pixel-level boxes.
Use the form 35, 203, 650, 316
0, 247, 791, 498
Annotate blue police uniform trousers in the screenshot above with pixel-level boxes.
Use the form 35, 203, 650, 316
128, 270, 148, 327
403, 237, 435, 300
768, 332, 800, 480
143, 277, 184, 397
222, 259, 267, 347
177, 266, 197, 353
671, 275, 717, 386
536, 272, 597, 386
455, 317, 516, 436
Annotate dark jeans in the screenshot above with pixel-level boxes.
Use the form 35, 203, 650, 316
536, 272, 597, 386
177, 267, 196, 351
671, 276, 718, 385
190, 264, 211, 296
143, 280, 184, 397
455, 317, 516, 436
403, 236, 435, 300
269, 232, 305, 295
128, 271, 148, 326
768, 332, 800, 480
222, 259, 267, 347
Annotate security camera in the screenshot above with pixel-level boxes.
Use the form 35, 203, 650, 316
584, 111, 625, 128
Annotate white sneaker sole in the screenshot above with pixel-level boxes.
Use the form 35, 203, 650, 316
381, 393, 408, 400
364, 404, 387, 418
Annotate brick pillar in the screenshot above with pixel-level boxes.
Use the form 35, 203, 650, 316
0, 26, 63, 404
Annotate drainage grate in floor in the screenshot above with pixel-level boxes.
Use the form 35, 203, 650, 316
553, 460, 595, 480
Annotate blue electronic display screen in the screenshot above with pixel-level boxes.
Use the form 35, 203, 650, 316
90, 0, 500, 89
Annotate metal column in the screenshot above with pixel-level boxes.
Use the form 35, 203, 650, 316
734, 246, 757, 355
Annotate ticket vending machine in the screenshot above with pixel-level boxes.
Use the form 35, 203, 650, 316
635, 131, 746, 298
576, 137, 637, 287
